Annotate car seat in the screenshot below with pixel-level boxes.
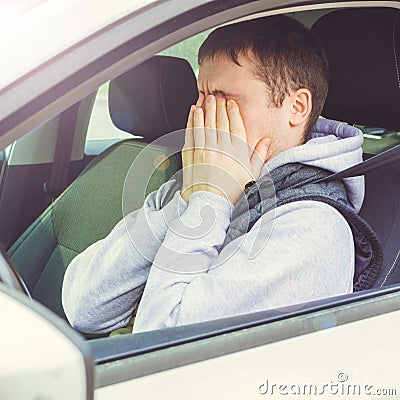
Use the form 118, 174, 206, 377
7, 55, 198, 318
311, 7, 400, 287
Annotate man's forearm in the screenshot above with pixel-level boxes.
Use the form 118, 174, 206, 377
62, 185, 186, 333
132, 190, 232, 333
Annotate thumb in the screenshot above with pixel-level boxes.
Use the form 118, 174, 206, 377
250, 137, 271, 177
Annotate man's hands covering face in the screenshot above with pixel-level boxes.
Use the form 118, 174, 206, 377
181, 94, 271, 204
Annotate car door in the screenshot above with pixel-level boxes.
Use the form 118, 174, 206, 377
92, 289, 400, 398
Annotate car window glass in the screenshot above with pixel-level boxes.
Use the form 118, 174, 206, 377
159, 29, 212, 76
316, 118, 400, 155
86, 30, 211, 142
359, 125, 400, 155
0, 148, 5, 177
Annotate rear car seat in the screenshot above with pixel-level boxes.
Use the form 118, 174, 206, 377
311, 8, 400, 287
8, 55, 198, 318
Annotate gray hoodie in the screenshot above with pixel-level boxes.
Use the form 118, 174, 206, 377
62, 119, 363, 334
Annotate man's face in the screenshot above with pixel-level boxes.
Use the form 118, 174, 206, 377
197, 54, 291, 157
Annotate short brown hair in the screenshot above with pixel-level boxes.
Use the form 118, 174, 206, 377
198, 15, 329, 137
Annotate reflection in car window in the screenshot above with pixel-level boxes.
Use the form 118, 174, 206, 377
359, 125, 400, 155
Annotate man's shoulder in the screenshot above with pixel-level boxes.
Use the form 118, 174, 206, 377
271, 199, 353, 239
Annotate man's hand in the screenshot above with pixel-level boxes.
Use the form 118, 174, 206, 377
181, 94, 271, 204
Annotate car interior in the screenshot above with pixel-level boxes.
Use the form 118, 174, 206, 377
1, 5, 400, 342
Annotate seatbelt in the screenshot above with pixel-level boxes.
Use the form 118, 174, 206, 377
318, 141, 400, 289
44, 103, 80, 206
316, 142, 400, 182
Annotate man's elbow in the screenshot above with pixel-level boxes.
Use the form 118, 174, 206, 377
61, 285, 102, 333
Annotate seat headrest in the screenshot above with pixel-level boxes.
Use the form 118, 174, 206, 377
109, 55, 198, 141
312, 8, 400, 130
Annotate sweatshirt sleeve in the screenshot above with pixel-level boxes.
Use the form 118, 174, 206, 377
132, 198, 355, 333
62, 181, 187, 333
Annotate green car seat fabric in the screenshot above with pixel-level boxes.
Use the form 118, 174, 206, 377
8, 55, 198, 318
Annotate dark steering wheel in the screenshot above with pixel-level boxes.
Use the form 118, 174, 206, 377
0, 245, 31, 297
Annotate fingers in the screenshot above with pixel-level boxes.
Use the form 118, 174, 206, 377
183, 104, 195, 166
192, 92, 205, 150
204, 95, 217, 147
184, 91, 205, 150
184, 104, 195, 150
183, 105, 195, 170
193, 107, 205, 147
193, 107, 205, 167
227, 99, 247, 144
193, 92, 205, 150
196, 92, 205, 108
250, 137, 272, 178
182, 105, 195, 202
215, 94, 230, 145
216, 95, 229, 132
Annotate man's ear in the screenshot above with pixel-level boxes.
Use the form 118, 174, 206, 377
288, 88, 312, 127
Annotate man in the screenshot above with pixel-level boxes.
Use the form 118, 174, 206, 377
62, 15, 375, 334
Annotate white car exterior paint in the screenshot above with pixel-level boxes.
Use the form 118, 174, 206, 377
96, 309, 400, 399
0, 0, 157, 90
0, 287, 88, 400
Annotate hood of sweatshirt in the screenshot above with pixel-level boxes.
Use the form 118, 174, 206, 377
264, 118, 364, 213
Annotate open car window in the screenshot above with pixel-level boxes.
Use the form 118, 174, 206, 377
360, 125, 400, 155
4, 4, 400, 328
